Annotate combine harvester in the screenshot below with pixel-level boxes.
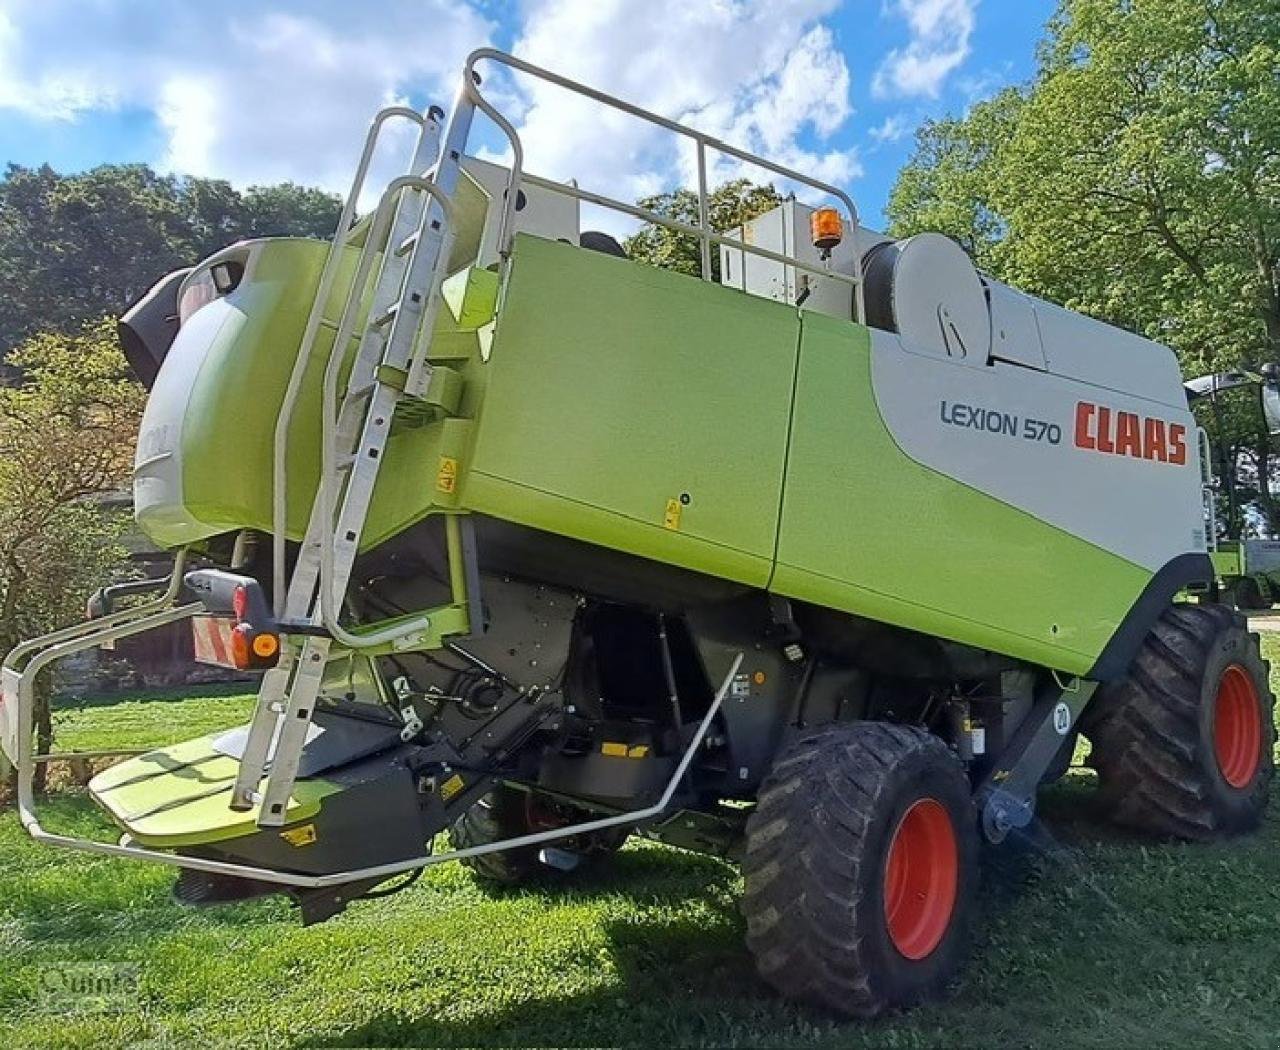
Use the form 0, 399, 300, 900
4, 51, 1280, 1016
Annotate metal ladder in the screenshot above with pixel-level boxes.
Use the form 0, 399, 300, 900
229, 103, 468, 822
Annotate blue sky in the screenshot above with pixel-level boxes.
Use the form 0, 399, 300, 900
0, 1, 1057, 228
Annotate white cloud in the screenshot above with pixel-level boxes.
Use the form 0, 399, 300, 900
872, 0, 976, 99
494, 0, 860, 232
0, 0, 864, 234
869, 114, 912, 143
0, 1, 494, 192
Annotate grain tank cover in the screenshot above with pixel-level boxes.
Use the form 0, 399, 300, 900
863, 233, 991, 365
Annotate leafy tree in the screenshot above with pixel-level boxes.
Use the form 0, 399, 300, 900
0, 164, 342, 355
887, 0, 1279, 533
0, 319, 145, 789
625, 179, 784, 279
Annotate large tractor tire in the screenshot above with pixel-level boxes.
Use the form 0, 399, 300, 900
449, 786, 628, 886
1083, 603, 1274, 839
742, 722, 978, 1018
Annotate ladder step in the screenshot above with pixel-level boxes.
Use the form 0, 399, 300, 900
395, 231, 420, 258
372, 302, 401, 329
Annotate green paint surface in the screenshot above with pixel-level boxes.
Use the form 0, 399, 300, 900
147, 232, 1154, 672
466, 235, 802, 588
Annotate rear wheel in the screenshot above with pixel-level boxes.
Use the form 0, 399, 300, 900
742, 722, 978, 1017
449, 786, 628, 885
1083, 603, 1274, 839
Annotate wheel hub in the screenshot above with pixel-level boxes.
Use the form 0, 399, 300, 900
1214, 663, 1262, 789
883, 797, 958, 960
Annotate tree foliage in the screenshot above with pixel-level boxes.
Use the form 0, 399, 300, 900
0, 319, 145, 783
624, 179, 783, 279
0, 163, 341, 355
888, 0, 1279, 532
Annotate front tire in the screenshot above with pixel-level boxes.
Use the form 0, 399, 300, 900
1083, 603, 1274, 839
742, 723, 978, 1017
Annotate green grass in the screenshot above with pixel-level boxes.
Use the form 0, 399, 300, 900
4, 648, 1280, 1048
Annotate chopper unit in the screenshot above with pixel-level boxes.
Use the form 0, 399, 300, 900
4, 49, 1280, 1018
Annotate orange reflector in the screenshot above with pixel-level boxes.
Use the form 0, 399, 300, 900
810, 207, 843, 252
252, 633, 280, 659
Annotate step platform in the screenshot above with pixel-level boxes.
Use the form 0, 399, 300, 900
88, 709, 426, 870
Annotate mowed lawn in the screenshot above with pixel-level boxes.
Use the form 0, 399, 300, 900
3, 644, 1280, 1049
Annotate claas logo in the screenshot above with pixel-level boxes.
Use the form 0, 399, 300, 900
1074, 401, 1187, 465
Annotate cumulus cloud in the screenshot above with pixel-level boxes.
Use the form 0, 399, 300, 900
872, 0, 976, 99
494, 0, 860, 225
0, 0, 862, 230
869, 114, 912, 144
0, 0, 493, 191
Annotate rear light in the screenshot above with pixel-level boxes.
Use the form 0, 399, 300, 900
185, 570, 279, 671
203, 620, 279, 672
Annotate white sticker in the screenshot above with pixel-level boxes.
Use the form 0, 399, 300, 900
1052, 701, 1072, 735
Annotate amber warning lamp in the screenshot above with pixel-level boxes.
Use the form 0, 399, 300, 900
810, 207, 843, 258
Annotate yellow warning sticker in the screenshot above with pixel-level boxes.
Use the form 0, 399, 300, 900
602, 742, 650, 759
436, 456, 458, 494
440, 773, 465, 801
280, 823, 317, 848
663, 498, 682, 531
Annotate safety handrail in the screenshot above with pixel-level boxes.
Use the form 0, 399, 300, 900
315, 175, 457, 649
3, 548, 190, 673
462, 48, 866, 321
1197, 426, 1218, 551
270, 107, 431, 620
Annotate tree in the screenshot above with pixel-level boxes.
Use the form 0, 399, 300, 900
0, 164, 343, 355
625, 179, 784, 279
0, 319, 145, 789
887, 0, 1279, 533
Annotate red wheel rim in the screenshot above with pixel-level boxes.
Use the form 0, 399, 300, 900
883, 798, 959, 960
1214, 664, 1262, 789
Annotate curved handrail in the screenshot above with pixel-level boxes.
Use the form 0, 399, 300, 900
316, 175, 457, 649
461, 47, 865, 320
271, 106, 428, 618
3, 548, 190, 673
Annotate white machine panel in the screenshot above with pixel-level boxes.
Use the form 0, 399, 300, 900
985, 278, 1047, 371
720, 200, 881, 322
869, 328, 1204, 572
1032, 297, 1187, 411
454, 156, 580, 270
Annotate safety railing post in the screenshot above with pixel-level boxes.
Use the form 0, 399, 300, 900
696, 140, 712, 281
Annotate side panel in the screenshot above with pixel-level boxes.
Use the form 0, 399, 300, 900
871, 329, 1206, 571
464, 235, 802, 588
136, 239, 348, 547
773, 313, 1156, 674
